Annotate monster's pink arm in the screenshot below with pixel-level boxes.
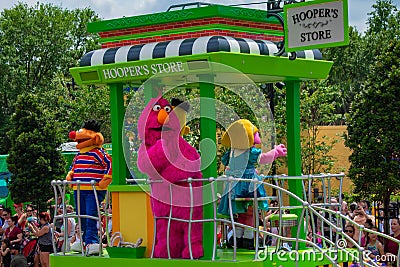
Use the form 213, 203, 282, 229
258, 144, 287, 164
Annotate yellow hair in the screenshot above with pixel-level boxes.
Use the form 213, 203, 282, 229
221, 119, 259, 149
172, 105, 190, 136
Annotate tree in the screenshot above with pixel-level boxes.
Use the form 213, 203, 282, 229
6, 93, 65, 210
272, 81, 340, 175
345, 39, 400, 233
299, 81, 341, 175
323, 26, 367, 121
0, 3, 99, 153
366, 0, 398, 34
36, 77, 111, 143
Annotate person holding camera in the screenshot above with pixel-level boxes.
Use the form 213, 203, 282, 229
352, 203, 375, 247
28, 212, 52, 267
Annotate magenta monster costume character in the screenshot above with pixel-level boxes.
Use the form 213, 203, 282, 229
137, 97, 203, 259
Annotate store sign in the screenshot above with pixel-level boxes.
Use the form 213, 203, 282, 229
102, 61, 185, 80
284, 0, 349, 52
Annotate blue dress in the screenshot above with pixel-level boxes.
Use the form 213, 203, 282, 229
218, 147, 269, 215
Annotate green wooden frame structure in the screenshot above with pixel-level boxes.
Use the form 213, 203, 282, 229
52, 4, 335, 267
71, 55, 332, 256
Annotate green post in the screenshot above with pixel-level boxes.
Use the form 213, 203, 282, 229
144, 79, 160, 103
285, 81, 306, 248
199, 75, 216, 259
109, 83, 127, 186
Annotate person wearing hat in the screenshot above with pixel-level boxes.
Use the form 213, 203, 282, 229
10, 243, 27, 267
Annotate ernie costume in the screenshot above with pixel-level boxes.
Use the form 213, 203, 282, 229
66, 120, 112, 255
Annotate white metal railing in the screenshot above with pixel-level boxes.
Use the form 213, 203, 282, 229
49, 174, 400, 266
131, 173, 399, 266
51, 180, 111, 256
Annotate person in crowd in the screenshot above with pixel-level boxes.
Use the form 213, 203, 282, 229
0, 205, 4, 227
365, 226, 384, 260
22, 205, 39, 244
53, 206, 63, 233
25, 205, 39, 228
323, 197, 339, 242
385, 217, 400, 257
353, 204, 375, 246
9, 243, 27, 267
360, 200, 372, 216
70, 224, 81, 249
55, 205, 75, 252
365, 219, 374, 229
13, 203, 27, 230
4, 216, 22, 245
28, 212, 52, 267
348, 202, 357, 220
344, 224, 356, 248
341, 200, 351, 229
264, 208, 280, 247
25, 205, 38, 223
0, 239, 11, 267
0, 208, 12, 235
377, 202, 385, 233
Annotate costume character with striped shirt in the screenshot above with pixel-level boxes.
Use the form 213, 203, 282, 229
66, 120, 112, 255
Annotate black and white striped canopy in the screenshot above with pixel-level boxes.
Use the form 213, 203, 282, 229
80, 36, 322, 67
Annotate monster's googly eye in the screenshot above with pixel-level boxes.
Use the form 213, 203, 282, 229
77, 129, 83, 133
153, 105, 161, 111
164, 106, 172, 113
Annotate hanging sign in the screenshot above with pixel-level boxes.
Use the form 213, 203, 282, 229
284, 0, 349, 52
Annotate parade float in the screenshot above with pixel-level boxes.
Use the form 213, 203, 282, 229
50, 1, 387, 267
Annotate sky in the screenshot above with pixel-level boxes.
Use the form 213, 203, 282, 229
0, 0, 399, 33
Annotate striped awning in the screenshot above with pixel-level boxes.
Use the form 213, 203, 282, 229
80, 36, 322, 67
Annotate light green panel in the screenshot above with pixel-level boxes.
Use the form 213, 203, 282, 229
50, 248, 355, 266
70, 53, 333, 86
199, 76, 217, 260
109, 83, 127, 186
285, 82, 306, 249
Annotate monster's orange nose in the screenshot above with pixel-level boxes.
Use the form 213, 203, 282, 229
69, 131, 76, 140
157, 109, 169, 125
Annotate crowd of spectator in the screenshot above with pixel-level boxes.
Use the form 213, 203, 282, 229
339, 199, 400, 266
220, 197, 400, 266
0, 199, 111, 267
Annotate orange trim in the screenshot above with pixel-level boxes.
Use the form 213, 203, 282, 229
146, 194, 154, 257
72, 185, 106, 190
112, 192, 120, 245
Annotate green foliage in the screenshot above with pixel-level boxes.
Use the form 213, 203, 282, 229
300, 81, 341, 174
0, 3, 100, 153
323, 1, 400, 122
272, 81, 340, 175
346, 38, 400, 202
7, 93, 65, 211
345, 0, 400, 205
323, 27, 366, 119
367, 0, 399, 35
36, 77, 111, 142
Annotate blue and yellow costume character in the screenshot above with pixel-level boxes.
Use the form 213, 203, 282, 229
217, 119, 286, 248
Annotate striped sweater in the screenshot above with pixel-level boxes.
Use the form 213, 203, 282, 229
70, 148, 112, 190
